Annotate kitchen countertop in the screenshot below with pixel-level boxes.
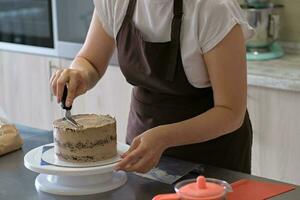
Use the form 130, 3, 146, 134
1, 125, 300, 200
248, 52, 300, 92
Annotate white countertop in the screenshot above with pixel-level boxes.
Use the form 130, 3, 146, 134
247, 53, 300, 92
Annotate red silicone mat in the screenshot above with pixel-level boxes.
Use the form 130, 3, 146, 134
228, 179, 295, 200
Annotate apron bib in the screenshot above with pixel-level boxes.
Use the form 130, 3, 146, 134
116, 0, 253, 173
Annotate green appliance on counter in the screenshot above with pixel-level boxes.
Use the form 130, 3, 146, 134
242, 0, 284, 61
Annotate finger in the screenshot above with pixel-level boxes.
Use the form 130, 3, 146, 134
117, 148, 144, 170
122, 138, 140, 158
138, 158, 160, 174
65, 77, 78, 107
50, 69, 62, 84
49, 73, 56, 86
131, 152, 162, 173
117, 150, 140, 170
56, 70, 70, 103
122, 156, 140, 170
50, 70, 63, 96
50, 74, 57, 95
126, 154, 152, 173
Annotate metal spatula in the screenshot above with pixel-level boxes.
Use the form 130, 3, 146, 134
61, 85, 83, 129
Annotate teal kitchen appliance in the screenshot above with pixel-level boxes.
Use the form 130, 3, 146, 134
242, 1, 284, 61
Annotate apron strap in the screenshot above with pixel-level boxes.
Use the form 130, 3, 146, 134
124, 0, 137, 21
167, 0, 183, 81
171, 0, 183, 42
123, 0, 183, 82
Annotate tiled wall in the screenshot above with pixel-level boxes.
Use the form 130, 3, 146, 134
238, 0, 300, 43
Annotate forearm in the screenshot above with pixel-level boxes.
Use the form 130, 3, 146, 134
70, 56, 105, 90
156, 25, 249, 149
159, 106, 246, 149
69, 10, 115, 90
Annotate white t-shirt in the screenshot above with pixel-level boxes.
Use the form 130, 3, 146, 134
93, 0, 254, 88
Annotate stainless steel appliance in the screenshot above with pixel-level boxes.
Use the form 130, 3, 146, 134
242, 1, 284, 60
0, 0, 94, 59
245, 6, 281, 48
245, 0, 270, 7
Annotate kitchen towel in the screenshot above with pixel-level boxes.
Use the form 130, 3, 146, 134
228, 179, 296, 200
0, 117, 23, 156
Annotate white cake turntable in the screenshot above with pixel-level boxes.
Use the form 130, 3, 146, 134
24, 142, 129, 196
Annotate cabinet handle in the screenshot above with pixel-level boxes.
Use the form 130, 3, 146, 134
49, 61, 61, 102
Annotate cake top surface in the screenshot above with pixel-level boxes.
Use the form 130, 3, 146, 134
53, 114, 115, 130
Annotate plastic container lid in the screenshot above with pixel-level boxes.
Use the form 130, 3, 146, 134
176, 176, 226, 199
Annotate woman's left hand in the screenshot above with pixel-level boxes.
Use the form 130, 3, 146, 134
116, 126, 168, 173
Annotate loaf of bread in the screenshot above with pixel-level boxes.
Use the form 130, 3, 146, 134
0, 117, 23, 156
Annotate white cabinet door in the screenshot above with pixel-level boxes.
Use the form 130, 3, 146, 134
0, 51, 4, 110
0, 50, 59, 130
248, 86, 300, 185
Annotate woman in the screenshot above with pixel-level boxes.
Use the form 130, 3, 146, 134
51, 0, 254, 174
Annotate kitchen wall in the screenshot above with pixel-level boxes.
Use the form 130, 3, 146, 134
273, 0, 300, 43
238, 0, 300, 43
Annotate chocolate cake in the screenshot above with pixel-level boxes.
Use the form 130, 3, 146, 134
53, 114, 117, 163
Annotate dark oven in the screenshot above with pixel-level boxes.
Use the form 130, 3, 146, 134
0, 0, 54, 48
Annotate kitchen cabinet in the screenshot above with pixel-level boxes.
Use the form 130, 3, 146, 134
248, 85, 300, 185
0, 50, 59, 130
0, 51, 131, 143
0, 52, 3, 106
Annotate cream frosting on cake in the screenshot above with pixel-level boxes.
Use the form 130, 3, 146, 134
53, 114, 117, 163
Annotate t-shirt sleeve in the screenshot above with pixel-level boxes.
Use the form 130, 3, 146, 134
197, 0, 255, 54
93, 0, 115, 38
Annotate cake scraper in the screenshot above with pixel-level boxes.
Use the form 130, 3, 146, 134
61, 85, 83, 129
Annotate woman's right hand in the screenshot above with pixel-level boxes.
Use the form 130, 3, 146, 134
50, 68, 89, 107
50, 10, 116, 107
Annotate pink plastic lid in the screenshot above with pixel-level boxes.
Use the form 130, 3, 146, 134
178, 176, 225, 199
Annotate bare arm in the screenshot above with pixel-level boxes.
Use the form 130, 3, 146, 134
117, 24, 248, 173
160, 24, 247, 147
51, 10, 115, 106
73, 10, 115, 89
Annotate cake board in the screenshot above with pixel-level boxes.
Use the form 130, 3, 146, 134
24, 143, 129, 196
